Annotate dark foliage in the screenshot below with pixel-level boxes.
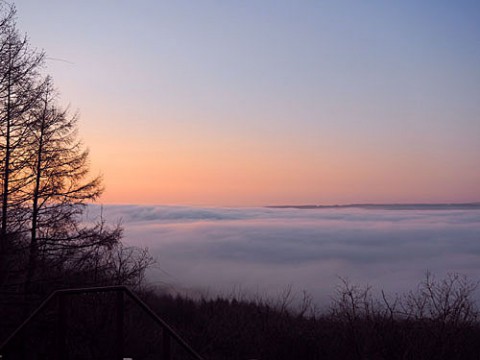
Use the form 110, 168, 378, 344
138, 273, 480, 360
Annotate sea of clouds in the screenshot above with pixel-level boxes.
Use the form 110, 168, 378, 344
86, 204, 480, 306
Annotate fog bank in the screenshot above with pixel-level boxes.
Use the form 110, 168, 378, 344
88, 204, 480, 305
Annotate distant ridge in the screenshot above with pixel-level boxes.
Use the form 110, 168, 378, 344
267, 203, 480, 210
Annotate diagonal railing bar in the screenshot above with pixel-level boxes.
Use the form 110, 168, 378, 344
122, 287, 205, 360
0, 285, 205, 360
0, 290, 58, 351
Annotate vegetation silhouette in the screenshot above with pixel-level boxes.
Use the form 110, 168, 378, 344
0, 3, 154, 357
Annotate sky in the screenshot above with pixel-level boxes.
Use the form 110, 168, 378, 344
13, 0, 480, 206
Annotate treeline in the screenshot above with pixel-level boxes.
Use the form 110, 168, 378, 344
0, 2, 152, 344
142, 273, 480, 360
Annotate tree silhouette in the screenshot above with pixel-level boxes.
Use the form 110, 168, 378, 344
0, 4, 44, 246
23, 76, 112, 294
0, 4, 149, 301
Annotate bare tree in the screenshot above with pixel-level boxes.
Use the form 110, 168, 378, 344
22, 76, 119, 293
0, 4, 151, 302
0, 3, 44, 249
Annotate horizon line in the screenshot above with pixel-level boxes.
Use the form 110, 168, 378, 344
266, 202, 480, 210
90, 201, 480, 209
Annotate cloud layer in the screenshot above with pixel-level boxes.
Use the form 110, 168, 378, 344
88, 204, 480, 305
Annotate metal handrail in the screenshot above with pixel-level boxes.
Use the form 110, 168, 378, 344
0, 285, 205, 360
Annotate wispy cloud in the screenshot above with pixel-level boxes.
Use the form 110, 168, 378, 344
88, 205, 480, 304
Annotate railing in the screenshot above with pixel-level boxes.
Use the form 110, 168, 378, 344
0, 285, 205, 360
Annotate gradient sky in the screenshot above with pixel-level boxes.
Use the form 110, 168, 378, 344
14, 0, 480, 206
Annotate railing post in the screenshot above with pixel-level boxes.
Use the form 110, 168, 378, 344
116, 290, 124, 360
162, 330, 171, 360
56, 293, 66, 360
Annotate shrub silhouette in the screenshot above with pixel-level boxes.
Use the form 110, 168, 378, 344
138, 273, 480, 360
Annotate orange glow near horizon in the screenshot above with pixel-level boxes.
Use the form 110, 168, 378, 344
87, 129, 479, 207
